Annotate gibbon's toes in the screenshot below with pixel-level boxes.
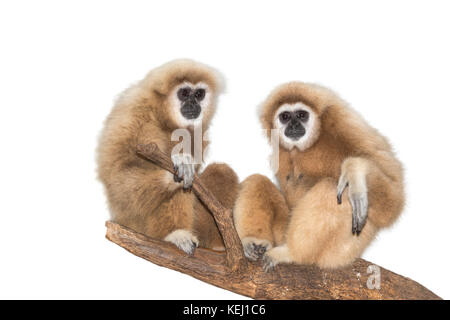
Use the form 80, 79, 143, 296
164, 229, 199, 255
349, 192, 368, 235
261, 245, 291, 271
262, 253, 278, 272
242, 237, 273, 261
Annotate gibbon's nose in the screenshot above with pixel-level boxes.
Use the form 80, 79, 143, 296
284, 122, 305, 140
180, 101, 201, 120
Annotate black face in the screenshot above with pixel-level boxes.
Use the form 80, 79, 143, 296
177, 87, 206, 120
279, 110, 309, 140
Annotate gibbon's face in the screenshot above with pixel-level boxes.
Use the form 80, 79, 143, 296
273, 102, 320, 151
169, 81, 212, 127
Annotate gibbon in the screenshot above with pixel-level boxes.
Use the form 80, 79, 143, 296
97, 59, 238, 254
233, 82, 405, 269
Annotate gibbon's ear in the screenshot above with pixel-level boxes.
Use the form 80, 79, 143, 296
146, 59, 225, 97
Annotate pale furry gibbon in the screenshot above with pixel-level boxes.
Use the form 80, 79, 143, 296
234, 82, 405, 269
98, 59, 238, 254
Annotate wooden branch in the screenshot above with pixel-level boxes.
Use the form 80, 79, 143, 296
106, 221, 441, 300
103, 143, 442, 300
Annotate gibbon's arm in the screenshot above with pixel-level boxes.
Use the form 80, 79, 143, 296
137, 120, 197, 189
337, 157, 370, 235
322, 105, 392, 157
337, 157, 404, 231
321, 104, 403, 184
337, 155, 404, 232
110, 164, 178, 218
103, 121, 185, 216
323, 105, 404, 232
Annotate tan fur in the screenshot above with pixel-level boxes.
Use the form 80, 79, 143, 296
97, 59, 236, 252
235, 82, 405, 268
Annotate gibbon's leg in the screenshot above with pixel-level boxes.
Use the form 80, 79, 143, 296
262, 244, 292, 272
144, 188, 198, 255
107, 167, 179, 233
233, 174, 289, 261
263, 178, 377, 270
193, 163, 239, 251
337, 157, 404, 231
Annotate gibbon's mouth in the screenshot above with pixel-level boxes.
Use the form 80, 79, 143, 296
181, 110, 201, 120
180, 103, 201, 120
284, 126, 305, 140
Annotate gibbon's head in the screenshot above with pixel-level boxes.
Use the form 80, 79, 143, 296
142, 59, 224, 129
260, 82, 337, 151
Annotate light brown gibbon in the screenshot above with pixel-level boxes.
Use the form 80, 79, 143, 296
97, 59, 238, 254
233, 82, 405, 269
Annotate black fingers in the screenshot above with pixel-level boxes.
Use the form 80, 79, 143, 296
352, 203, 358, 235
173, 166, 182, 183
337, 194, 342, 205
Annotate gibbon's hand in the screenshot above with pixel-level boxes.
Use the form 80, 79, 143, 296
171, 153, 195, 189
337, 171, 368, 235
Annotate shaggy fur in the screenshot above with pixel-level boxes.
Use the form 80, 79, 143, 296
234, 82, 405, 268
97, 59, 238, 253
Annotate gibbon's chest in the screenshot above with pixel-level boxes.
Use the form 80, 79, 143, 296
290, 135, 347, 180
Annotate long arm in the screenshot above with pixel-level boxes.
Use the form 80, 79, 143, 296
321, 104, 404, 232
97, 116, 182, 231
337, 155, 404, 233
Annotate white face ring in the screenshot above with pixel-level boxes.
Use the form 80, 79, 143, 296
169, 81, 212, 128
273, 102, 320, 151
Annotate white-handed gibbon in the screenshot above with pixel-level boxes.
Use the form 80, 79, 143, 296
234, 82, 405, 269
97, 59, 238, 254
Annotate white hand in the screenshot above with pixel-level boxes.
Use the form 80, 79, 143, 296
171, 153, 195, 189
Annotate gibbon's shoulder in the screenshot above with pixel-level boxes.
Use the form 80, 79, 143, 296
320, 95, 393, 156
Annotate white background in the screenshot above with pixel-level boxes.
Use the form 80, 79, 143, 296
0, 0, 449, 299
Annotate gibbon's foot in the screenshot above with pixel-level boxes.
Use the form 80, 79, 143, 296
164, 229, 199, 255
241, 237, 273, 261
171, 153, 195, 189
262, 245, 292, 272
337, 173, 369, 235
262, 254, 278, 272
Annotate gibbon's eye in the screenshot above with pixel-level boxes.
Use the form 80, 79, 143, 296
194, 88, 206, 101
279, 111, 291, 124
296, 110, 309, 122
177, 87, 192, 101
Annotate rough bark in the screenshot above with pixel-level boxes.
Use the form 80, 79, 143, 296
104, 143, 441, 300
